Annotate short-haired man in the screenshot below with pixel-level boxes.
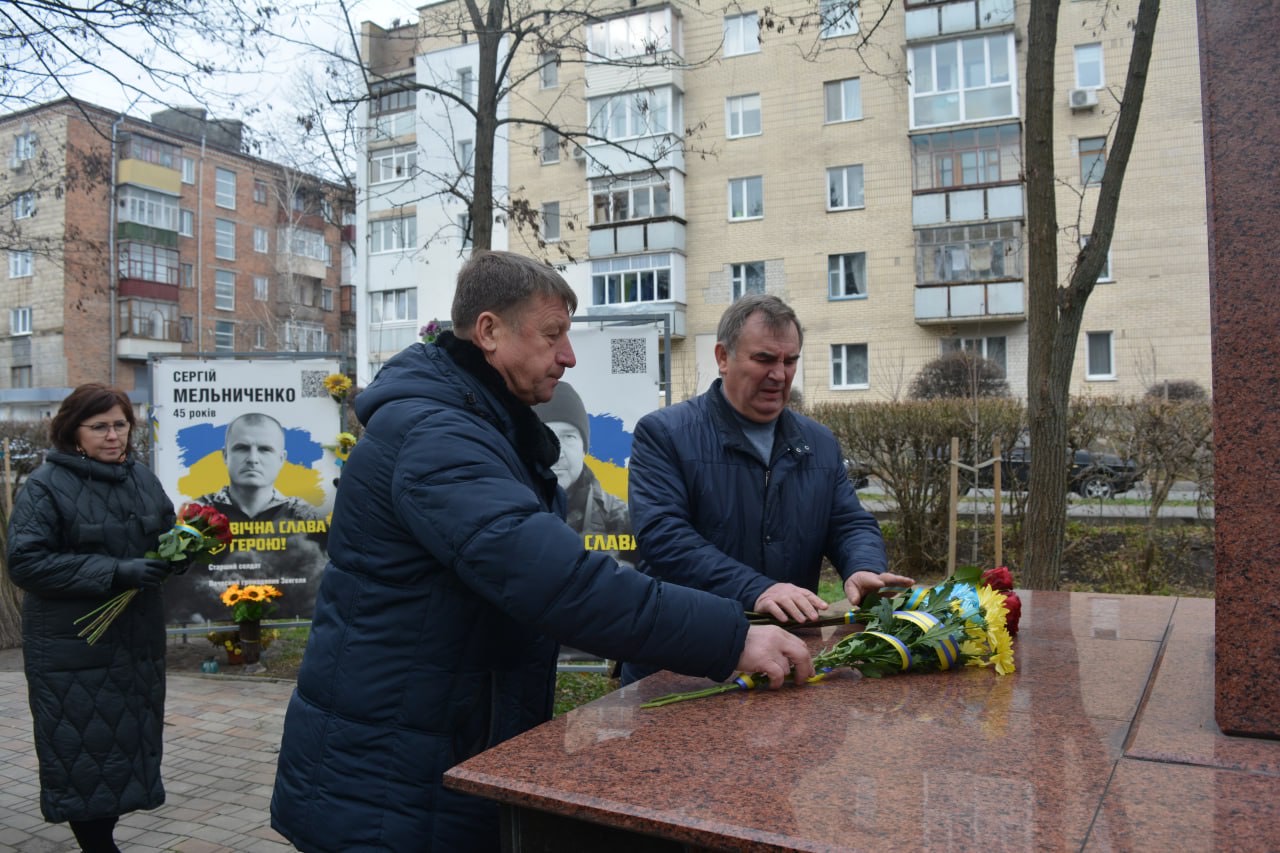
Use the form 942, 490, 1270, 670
196, 412, 320, 523
270, 252, 813, 852
622, 294, 912, 685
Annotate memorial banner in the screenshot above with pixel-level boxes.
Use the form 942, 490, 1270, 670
150, 357, 341, 623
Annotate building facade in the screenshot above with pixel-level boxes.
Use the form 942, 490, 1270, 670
0, 99, 355, 419
355, 0, 1210, 403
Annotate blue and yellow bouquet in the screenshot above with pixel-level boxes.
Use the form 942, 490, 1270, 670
642, 566, 1018, 709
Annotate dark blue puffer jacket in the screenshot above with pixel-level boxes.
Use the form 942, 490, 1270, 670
270, 339, 748, 852
629, 379, 888, 609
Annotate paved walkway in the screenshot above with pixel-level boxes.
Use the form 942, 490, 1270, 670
0, 648, 296, 852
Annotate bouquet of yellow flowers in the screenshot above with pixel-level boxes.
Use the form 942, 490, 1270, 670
642, 566, 1018, 708
220, 582, 284, 622
76, 502, 232, 645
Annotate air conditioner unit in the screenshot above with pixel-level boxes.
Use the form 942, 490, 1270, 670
1069, 88, 1099, 110
571, 144, 587, 162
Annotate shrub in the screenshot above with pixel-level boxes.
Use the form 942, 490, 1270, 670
1145, 380, 1208, 402
909, 351, 1010, 400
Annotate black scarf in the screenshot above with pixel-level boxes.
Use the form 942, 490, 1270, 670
436, 331, 561, 498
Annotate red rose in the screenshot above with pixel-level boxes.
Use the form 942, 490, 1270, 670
982, 566, 1015, 591
179, 503, 202, 523
1001, 590, 1022, 637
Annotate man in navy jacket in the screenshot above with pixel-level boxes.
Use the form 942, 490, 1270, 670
269, 252, 814, 852
623, 295, 912, 685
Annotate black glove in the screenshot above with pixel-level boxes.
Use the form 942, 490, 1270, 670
114, 558, 171, 590
169, 556, 193, 576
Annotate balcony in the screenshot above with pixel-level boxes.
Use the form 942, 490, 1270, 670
116, 303, 183, 360
588, 217, 685, 257
117, 159, 181, 195
914, 280, 1025, 324
904, 0, 1016, 42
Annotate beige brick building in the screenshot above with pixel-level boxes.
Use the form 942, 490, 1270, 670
356, 0, 1210, 402
0, 99, 355, 419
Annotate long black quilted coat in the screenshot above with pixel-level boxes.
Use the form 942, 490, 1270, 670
271, 338, 749, 852
6, 451, 175, 823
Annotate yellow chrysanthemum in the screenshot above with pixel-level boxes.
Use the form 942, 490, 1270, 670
989, 625, 1016, 675
977, 585, 1009, 633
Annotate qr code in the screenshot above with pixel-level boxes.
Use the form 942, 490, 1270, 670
610, 337, 647, 374
300, 370, 329, 398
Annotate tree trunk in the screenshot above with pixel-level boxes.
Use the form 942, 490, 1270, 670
1022, 0, 1161, 590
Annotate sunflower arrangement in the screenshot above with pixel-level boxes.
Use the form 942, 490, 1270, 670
642, 566, 1020, 709
220, 583, 284, 623
323, 373, 353, 402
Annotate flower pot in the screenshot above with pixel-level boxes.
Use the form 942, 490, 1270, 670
225, 649, 244, 666
237, 618, 262, 664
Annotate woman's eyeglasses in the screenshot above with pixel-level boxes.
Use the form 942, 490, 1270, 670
81, 420, 131, 435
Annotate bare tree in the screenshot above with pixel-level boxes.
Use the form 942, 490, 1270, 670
1021, 0, 1161, 590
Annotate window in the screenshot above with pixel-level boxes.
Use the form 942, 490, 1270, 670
541, 129, 559, 164
827, 165, 864, 210
1075, 43, 1103, 89
942, 336, 1007, 374
118, 242, 179, 284
254, 226, 269, 253
254, 180, 269, 204
592, 172, 671, 224
8, 250, 32, 278
539, 51, 559, 88
824, 78, 862, 123
542, 202, 561, 242
910, 123, 1020, 191
724, 13, 759, 56
456, 139, 474, 171
181, 156, 195, 184
1086, 331, 1114, 379
372, 81, 415, 114
214, 219, 235, 260
14, 133, 36, 162
731, 262, 765, 299
831, 343, 868, 388
587, 88, 675, 142
916, 221, 1021, 284
214, 270, 235, 310
371, 145, 417, 183
11, 365, 32, 388
214, 320, 235, 351
457, 67, 474, 103
819, 0, 858, 38
1080, 136, 1106, 185
179, 315, 193, 343
591, 254, 673, 305
125, 135, 178, 168
283, 227, 327, 261
729, 176, 764, 220
322, 288, 334, 311
254, 275, 269, 301
10, 307, 32, 336
254, 325, 266, 349
828, 252, 867, 298
458, 213, 472, 249
909, 32, 1016, 128
13, 191, 34, 219
726, 94, 761, 138
118, 186, 179, 231
370, 288, 418, 323
587, 9, 678, 60
292, 190, 306, 212
1081, 236, 1113, 282
180, 263, 194, 288
179, 209, 194, 237
214, 168, 236, 208
370, 215, 416, 253
295, 277, 322, 307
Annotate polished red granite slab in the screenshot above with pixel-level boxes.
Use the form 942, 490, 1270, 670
446, 592, 1279, 851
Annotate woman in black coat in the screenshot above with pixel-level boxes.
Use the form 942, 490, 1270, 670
6, 384, 176, 853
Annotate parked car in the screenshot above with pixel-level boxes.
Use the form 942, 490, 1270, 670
844, 458, 872, 490
976, 442, 1141, 499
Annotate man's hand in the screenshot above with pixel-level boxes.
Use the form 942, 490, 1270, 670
753, 582, 829, 623
737, 625, 816, 688
844, 571, 916, 607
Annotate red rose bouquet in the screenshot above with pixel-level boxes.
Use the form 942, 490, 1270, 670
75, 502, 232, 645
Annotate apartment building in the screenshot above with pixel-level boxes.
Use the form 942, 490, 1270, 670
0, 99, 355, 419
356, 0, 1210, 402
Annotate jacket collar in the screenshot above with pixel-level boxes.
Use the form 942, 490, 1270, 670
47, 449, 131, 482
706, 379, 812, 464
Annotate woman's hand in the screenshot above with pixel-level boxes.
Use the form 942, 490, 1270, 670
114, 559, 170, 590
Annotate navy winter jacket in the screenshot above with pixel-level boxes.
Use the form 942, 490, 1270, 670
629, 379, 888, 609
270, 338, 749, 852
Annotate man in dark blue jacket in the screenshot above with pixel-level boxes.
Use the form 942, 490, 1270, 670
622, 294, 912, 685
269, 252, 814, 852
